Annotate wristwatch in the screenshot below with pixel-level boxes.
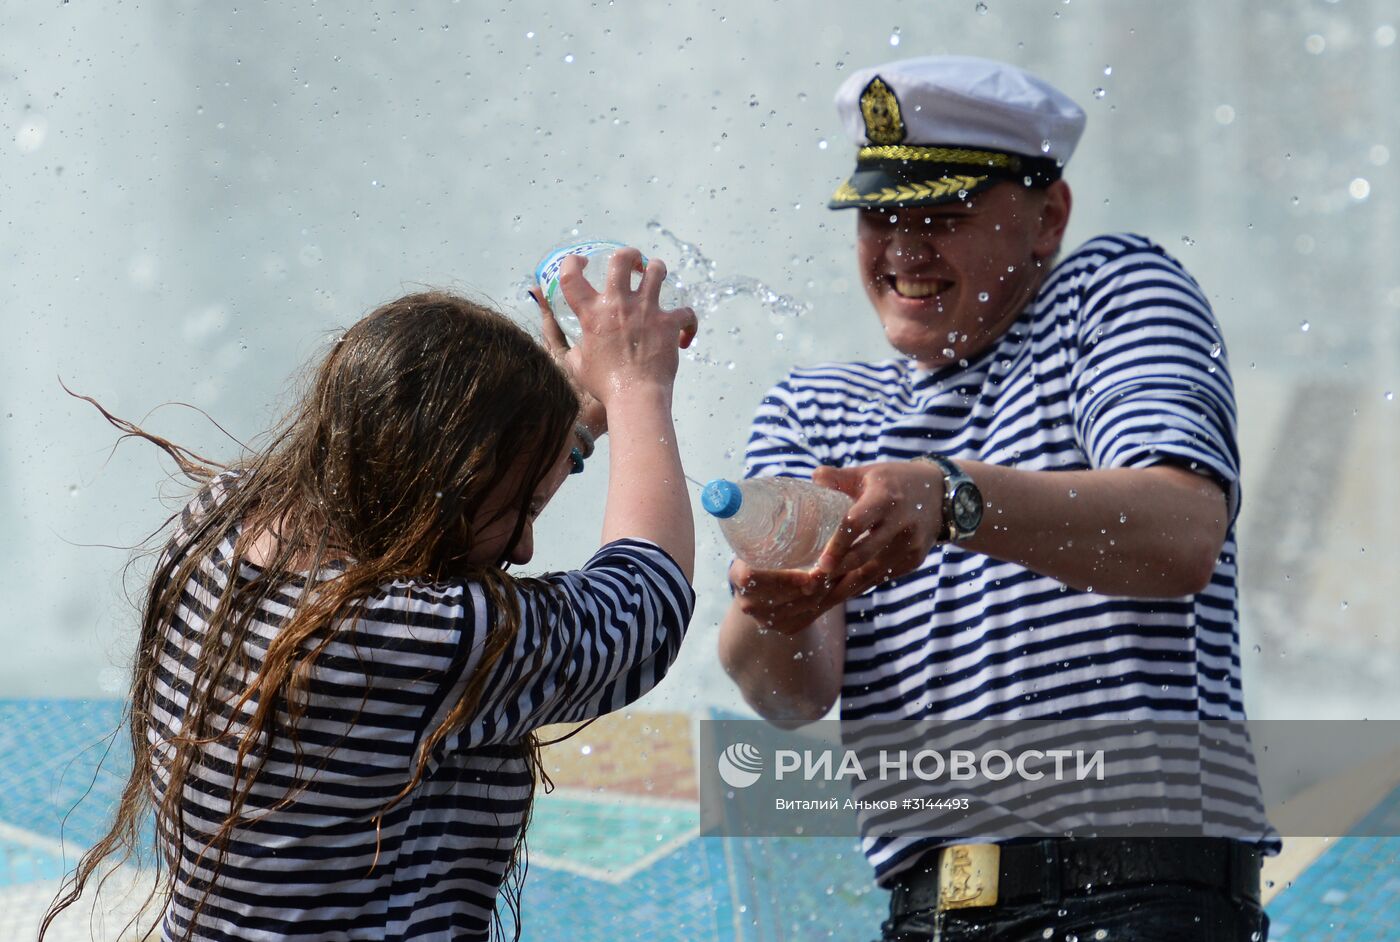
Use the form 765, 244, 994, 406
920, 454, 984, 544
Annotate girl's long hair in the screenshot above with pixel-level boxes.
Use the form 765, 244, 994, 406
40, 291, 579, 941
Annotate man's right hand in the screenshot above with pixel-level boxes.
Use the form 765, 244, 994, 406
728, 559, 848, 635
721, 560, 848, 723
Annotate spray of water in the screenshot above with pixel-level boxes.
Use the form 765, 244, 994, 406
514, 223, 812, 367
646, 220, 811, 321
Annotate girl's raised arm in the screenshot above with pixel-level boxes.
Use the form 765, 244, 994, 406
553, 249, 697, 579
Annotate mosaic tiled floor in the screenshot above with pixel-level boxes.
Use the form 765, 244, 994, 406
2, 701, 1397, 941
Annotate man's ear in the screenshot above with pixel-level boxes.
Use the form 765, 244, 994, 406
1033, 180, 1072, 260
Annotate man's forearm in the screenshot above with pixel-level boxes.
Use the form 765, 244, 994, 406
718, 602, 846, 724
960, 461, 1230, 597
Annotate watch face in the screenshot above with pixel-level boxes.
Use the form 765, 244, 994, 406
951, 483, 984, 531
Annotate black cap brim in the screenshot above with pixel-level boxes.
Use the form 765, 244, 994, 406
827, 150, 1062, 210
828, 165, 1006, 210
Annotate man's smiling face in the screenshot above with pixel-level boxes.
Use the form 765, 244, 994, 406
856, 180, 1071, 369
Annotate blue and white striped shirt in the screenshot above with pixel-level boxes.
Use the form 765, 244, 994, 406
744, 234, 1269, 882
150, 474, 695, 940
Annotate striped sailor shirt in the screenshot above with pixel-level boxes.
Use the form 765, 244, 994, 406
744, 233, 1274, 883
149, 473, 694, 940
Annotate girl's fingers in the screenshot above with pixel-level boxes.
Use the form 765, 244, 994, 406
640, 256, 669, 304
673, 306, 699, 348
530, 288, 570, 355
605, 247, 645, 296
558, 254, 600, 317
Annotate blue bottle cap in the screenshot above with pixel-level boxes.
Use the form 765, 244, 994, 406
701, 479, 743, 519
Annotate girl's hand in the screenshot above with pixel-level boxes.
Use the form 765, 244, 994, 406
530, 285, 607, 436
557, 248, 698, 407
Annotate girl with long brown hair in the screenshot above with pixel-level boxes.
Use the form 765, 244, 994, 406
42, 249, 697, 941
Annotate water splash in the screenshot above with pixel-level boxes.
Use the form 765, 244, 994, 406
517, 224, 811, 366
645, 221, 813, 324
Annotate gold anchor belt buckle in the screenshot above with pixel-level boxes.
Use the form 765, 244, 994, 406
937, 844, 1001, 910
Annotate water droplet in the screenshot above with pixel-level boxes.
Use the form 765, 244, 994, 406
1095, 932, 1108, 941
1385, 391, 1394, 401
1340, 600, 1349, 611
1103, 65, 1112, 76
563, 53, 575, 63
1119, 513, 1128, 523
1068, 489, 1078, 498
1092, 87, 1106, 99
1305, 33, 1326, 55
580, 744, 592, 755
1181, 235, 1196, 246
1300, 320, 1311, 332
1349, 177, 1371, 200
941, 347, 957, 358
975, 1, 989, 13
1040, 139, 1052, 153
68, 484, 79, 497
1253, 644, 1262, 653
1209, 343, 1222, 359
817, 138, 828, 150
977, 291, 990, 302
889, 26, 901, 46
1042, 930, 1055, 940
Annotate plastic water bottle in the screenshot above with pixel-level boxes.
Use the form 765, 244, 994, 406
702, 477, 854, 570
535, 239, 684, 341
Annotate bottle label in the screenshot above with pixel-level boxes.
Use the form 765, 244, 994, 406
535, 240, 632, 306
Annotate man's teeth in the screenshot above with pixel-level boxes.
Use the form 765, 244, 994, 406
893, 278, 943, 299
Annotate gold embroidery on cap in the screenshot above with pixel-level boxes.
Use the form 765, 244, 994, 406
859, 76, 906, 145
832, 181, 863, 203
830, 174, 989, 204
858, 145, 1021, 171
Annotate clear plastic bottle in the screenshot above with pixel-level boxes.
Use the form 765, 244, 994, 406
535, 239, 684, 340
701, 477, 854, 570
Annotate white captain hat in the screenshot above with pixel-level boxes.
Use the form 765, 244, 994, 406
828, 55, 1086, 209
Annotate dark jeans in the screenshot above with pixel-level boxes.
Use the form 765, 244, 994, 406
879, 883, 1269, 941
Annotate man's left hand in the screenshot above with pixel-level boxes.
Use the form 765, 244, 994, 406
814, 461, 945, 591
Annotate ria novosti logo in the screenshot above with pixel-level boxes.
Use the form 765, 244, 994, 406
717, 742, 764, 788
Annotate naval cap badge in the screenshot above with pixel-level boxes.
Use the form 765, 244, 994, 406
859, 76, 906, 145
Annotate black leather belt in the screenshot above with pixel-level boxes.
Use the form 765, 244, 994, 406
890, 838, 1261, 917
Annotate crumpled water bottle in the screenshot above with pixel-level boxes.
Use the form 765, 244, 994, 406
535, 239, 685, 341
702, 477, 854, 570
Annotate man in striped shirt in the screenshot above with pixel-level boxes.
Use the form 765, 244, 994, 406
719, 57, 1272, 940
